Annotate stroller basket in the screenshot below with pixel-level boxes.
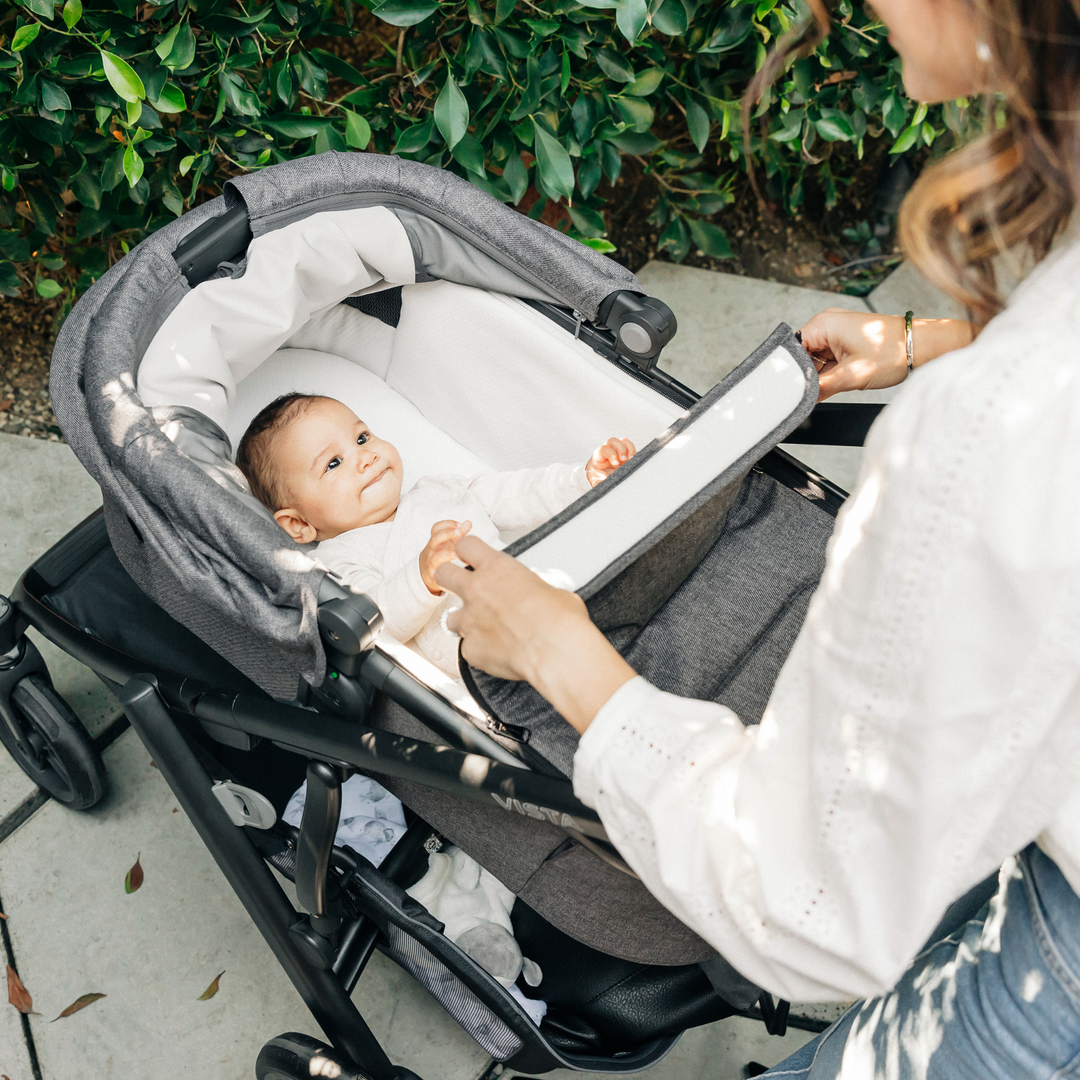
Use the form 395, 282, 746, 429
0, 152, 873, 1078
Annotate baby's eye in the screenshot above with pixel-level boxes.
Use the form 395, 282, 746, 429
357, 432, 369, 445
326, 456, 342, 471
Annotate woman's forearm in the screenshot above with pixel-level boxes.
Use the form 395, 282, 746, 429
911, 317, 974, 369
522, 616, 636, 734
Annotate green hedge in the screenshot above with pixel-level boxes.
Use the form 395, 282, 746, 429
0, 0, 966, 306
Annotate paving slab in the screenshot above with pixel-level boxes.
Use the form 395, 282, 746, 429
0, 987, 34, 1080
635, 262, 871, 394
866, 259, 966, 321
0, 727, 490, 1080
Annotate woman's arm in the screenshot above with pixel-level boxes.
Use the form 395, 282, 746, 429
437, 339, 1080, 1002
438, 539, 635, 731
800, 308, 973, 399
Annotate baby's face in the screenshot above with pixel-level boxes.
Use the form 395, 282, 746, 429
273, 398, 403, 543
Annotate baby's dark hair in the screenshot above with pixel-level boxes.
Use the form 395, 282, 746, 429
236, 393, 326, 511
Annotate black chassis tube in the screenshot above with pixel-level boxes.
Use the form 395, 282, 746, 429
191, 689, 610, 843
118, 676, 398, 1080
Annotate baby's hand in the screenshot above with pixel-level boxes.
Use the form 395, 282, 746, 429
420, 519, 472, 595
586, 437, 636, 487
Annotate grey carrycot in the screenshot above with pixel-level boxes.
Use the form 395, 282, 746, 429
0, 151, 863, 1078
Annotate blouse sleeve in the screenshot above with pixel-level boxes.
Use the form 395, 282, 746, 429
573, 319, 1080, 1001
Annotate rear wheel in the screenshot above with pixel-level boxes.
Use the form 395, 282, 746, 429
0, 673, 106, 809
256, 1033, 368, 1080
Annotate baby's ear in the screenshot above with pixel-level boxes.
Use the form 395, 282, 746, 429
274, 507, 317, 544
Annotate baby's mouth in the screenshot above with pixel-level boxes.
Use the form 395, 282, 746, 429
364, 466, 388, 491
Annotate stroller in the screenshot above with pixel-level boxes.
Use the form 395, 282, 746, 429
0, 152, 877, 1079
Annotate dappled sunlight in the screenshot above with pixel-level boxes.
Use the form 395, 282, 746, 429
1021, 969, 1043, 1002
272, 546, 319, 573
840, 712, 890, 792
824, 473, 881, 591
308, 1054, 343, 1078
100, 372, 146, 450
527, 565, 577, 591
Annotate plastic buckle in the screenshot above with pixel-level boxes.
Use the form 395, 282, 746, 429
211, 781, 277, 829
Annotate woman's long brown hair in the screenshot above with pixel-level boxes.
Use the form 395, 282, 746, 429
747, 1, 1080, 328
901, 0, 1080, 326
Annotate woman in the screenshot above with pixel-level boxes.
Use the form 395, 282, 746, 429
440, 1, 1080, 1076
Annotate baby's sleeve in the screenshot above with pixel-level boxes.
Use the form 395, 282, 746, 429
319, 535, 444, 645
467, 463, 591, 532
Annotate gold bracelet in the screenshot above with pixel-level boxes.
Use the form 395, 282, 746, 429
905, 310, 915, 374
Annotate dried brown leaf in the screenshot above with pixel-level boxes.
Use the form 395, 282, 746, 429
6, 964, 33, 1014
52, 992, 106, 1021
198, 971, 225, 1001
124, 852, 144, 894
0, 910, 7, 919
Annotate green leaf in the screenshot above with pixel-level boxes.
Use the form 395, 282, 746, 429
814, 112, 855, 142
100, 52, 145, 104
532, 120, 574, 201
372, 0, 439, 26
71, 170, 101, 210
616, 0, 648, 43
615, 96, 654, 133
0, 167, 15, 193
293, 53, 328, 101
343, 110, 371, 150
495, 0, 516, 22
685, 100, 710, 153
219, 71, 261, 118
560, 49, 571, 97
651, 0, 687, 36
626, 68, 664, 97
658, 216, 690, 261
123, 145, 144, 188
12, 24, 41, 52
451, 132, 485, 174
159, 24, 196, 72
882, 93, 906, 138
577, 236, 616, 253
394, 117, 434, 153
62, 0, 82, 28
567, 203, 607, 237
890, 125, 918, 154
595, 49, 635, 83
608, 131, 661, 154
273, 60, 295, 106
40, 81, 71, 113
578, 152, 601, 199
149, 84, 186, 114
501, 152, 528, 204
434, 72, 469, 151
686, 217, 733, 258
36, 278, 62, 298
0, 262, 21, 298
178, 154, 196, 176
126, 99, 142, 126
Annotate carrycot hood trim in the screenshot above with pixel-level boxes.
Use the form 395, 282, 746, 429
225, 151, 643, 321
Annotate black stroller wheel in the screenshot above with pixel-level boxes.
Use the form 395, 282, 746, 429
0, 673, 106, 809
256, 1033, 371, 1080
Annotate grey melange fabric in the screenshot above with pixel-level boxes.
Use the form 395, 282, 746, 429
372, 469, 836, 968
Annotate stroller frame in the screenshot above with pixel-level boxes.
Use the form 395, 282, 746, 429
0, 157, 879, 1080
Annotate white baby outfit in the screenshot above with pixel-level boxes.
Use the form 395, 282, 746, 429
317, 464, 591, 677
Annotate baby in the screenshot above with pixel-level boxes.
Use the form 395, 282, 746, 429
237, 394, 635, 678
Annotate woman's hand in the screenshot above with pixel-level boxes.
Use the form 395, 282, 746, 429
586, 437, 636, 486
419, 519, 471, 595
437, 536, 636, 733
800, 309, 974, 400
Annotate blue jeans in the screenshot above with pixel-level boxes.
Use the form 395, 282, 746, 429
764, 846, 1080, 1079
